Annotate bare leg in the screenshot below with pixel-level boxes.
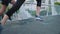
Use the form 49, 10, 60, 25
35, 0, 43, 20
1, 0, 25, 26
36, 6, 41, 16
0, 5, 7, 15
1, 15, 9, 26
36, 6, 43, 20
0, 0, 16, 15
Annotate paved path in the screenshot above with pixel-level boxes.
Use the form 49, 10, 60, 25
0, 15, 60, 34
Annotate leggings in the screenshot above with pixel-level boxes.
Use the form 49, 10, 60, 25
2, 0, 25, 18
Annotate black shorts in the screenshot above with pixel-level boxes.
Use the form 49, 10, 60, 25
1, 0, 11, 6
36, 0, 41, 6
6, 0, 25, 18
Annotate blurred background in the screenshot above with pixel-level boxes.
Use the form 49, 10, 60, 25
0, 0, 60, 21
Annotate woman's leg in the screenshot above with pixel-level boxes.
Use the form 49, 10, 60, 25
0, 0, 11, 15
1, 15, 9, 25
1, 0, 25, 25
36, 0, 41, 16
35, 0, 43, 20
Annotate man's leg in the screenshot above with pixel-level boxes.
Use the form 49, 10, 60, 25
1, 0, 25, 25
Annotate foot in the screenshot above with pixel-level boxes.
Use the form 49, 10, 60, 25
35, 15, 44, 21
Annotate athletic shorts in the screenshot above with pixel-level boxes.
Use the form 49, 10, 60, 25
1, 0, 11, 6
36, 0, 41, 6
6, 0, 25, 18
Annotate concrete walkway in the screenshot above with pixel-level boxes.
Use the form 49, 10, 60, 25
0, 15, 60, 34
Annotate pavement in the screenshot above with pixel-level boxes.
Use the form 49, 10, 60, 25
0, 15, 60, 34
